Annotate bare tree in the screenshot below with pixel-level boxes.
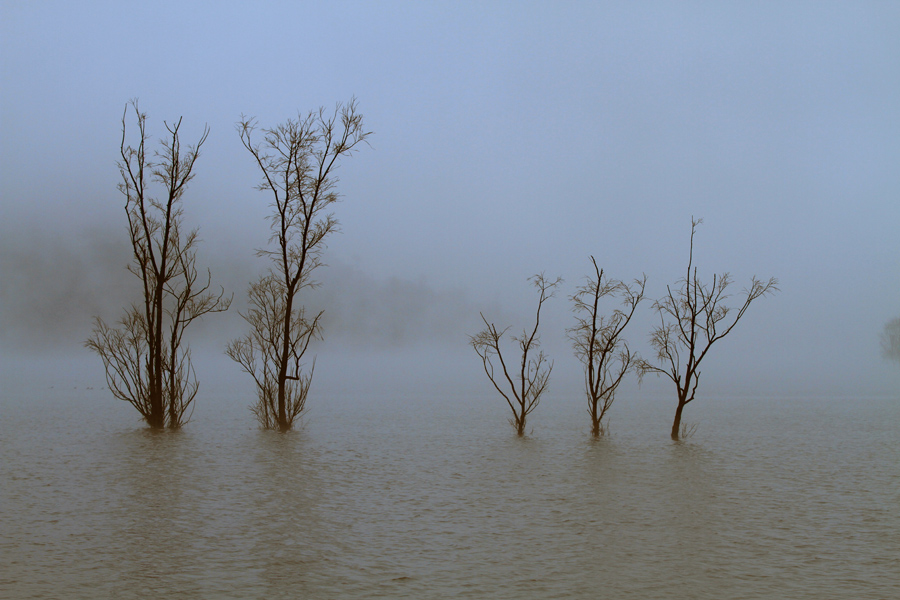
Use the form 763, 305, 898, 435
470, 274, 562, 436
86, 101, 231, 428
226, 99, 370, 431
639, 218, 778, 440
568, 257, 646, 436
882, 317, 900, 366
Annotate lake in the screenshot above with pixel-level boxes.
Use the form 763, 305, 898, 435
1, 366, 898, 599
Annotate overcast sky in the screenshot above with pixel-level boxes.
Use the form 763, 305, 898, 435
1, 1, 898, 397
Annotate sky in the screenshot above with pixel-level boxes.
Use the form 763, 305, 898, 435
1, 0, 898, 399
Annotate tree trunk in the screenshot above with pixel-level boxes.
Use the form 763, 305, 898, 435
277, 370, 287, 430
671, 399, 686, 440
275, 335, 289, 430
167, 359, 178, 429
277, 282, 295, 431
589, 398, 600, 437
149, 279, 166, 429
149, 345, 165, 429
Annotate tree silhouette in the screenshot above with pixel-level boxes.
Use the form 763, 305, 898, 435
227, 99, 370, 430
87, 101, 231, 428
569, 257, 646, 436
639, 218, 778, 440
471, 274, 562, 436
882, 317, 900, 366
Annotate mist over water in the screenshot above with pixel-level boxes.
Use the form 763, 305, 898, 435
1, 217, 896, 399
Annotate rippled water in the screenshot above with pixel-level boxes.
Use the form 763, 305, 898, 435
1, 379, 898, 599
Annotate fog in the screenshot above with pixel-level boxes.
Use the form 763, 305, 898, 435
2, 1, 898, 404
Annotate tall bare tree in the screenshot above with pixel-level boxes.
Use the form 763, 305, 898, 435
882, 317, 900, 366
639, 218, 778, 440
86, 101, 231, 428
569, 257, 646, 436
470, 274, 562, 436
226, 99, 370, 431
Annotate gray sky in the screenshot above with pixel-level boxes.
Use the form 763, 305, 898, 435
1, 1, 898, 397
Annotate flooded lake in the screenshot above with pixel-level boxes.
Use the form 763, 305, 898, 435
1, 366, 898, 599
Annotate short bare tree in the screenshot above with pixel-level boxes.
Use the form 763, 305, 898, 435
882, 317, 900, 366
470, 274, 562, 436
86, 101, 231, 428
226, 99, 370, 431
639, 218, 778, 440
569, 257, 646, 436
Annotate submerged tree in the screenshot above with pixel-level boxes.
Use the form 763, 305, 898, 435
639, 218, 778, 440
226, 99, 370, 431
568, 257, 646, 436
470, 274, 562, 436
86, 101, 231, 428
882, 317, 900, 367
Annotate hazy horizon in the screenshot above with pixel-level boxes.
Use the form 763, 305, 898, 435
2, 1, 898, 401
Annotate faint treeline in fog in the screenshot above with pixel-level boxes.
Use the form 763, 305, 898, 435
3, 217, 894, 399
0, 223, 134, 352
0, 221, 508, 355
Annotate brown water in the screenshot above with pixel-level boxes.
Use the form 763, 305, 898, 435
1, 382, 898, 599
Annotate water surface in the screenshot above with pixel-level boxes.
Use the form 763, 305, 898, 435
1, 384, 898, 599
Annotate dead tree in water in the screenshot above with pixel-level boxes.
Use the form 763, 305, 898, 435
569, 257, 646, 436
470, 274, 562, 436
226, 99, 370, 431
639, 218, 778, 440
86, 101, 231, 428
